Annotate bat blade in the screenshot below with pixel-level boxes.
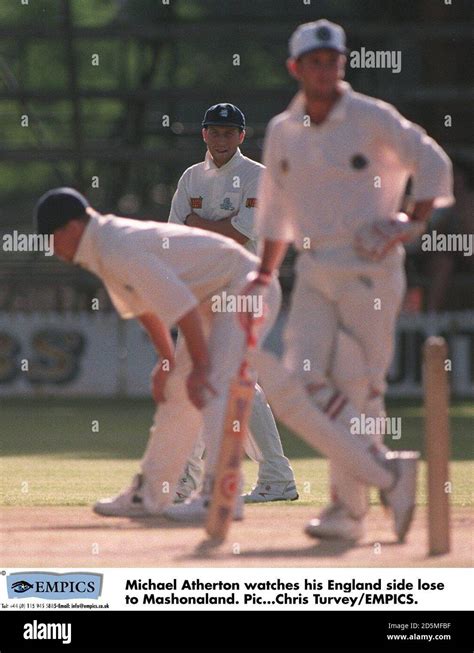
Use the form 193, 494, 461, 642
205, 375, 255, 543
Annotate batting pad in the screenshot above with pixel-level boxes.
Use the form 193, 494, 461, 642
251, 350, 392, 490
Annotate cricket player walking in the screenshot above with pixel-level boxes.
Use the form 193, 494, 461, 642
242, 20, 453, 542
35, 189, 432, 538
168, 102, 297, 504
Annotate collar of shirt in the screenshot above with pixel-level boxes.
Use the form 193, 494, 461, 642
287, 81, 352, 125
73, 212, 102, 276
203, 147, 244, 172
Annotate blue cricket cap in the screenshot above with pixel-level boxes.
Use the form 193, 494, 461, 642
202, 103, 245, 130
34, 187, 90, 235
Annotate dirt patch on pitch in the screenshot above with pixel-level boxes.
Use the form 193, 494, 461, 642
0, 505, 471, 568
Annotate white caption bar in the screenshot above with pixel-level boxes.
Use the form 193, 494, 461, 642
1, 568, 471, 611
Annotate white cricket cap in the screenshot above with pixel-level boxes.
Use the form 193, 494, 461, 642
289, 19, 347, 59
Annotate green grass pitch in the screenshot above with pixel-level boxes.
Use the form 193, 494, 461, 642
1, 398, 472, 509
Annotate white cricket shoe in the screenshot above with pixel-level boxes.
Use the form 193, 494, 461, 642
163, 493, 244, 524
243, 481, 299, 503
305, 503, 366, 542
380, 451, 420, 542
93, 474, 152, 518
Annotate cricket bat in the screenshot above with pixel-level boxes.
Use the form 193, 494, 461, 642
205, 361, 255, 543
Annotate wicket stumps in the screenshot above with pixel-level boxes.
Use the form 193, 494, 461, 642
423, 336, 451, 555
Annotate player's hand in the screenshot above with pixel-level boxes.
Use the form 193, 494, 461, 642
151, 362, 172, 404
238, 271, 271, 346
354, 213, 425, 262
186, 364, 217, 409
184, 212, 201, 227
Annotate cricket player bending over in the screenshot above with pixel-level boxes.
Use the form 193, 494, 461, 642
35, 189, 435, 538
166, 102, 297, 504
242, 20, 453, 542
34, 188, 282, 522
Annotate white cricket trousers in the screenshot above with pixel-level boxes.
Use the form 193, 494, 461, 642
185, 379, 295, 485
140, 278, 282, 513
284, 250, 406, 396
283, 249, 406, 517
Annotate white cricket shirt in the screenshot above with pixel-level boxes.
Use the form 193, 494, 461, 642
73, 213, 258, 327
168, 148, 264, 254
257, 82, 454, 252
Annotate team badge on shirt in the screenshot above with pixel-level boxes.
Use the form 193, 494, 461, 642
220, 197, 235, 211
351, 154, 369, 170
245, 198, 258, 208
190, 196, 203, 209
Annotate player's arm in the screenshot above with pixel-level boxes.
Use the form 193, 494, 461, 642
237, 239, 289, 341
381, 106, 454, 210
184, 212, 248, 245
176, 308, 216, 409
168, 172, 192, 225
139, 312, 176, 403
140, 303, 216, 408
239, 122, 292, 334
139, 312, 175, 364
108, 247, 215, 407
409, 199, 435, 224
354, 200, 437, 263
227, 174, 261, 246
258, 238, 289, 277
141, 304, 216, 408
169, 169, 249, 244
354, 106, 453, 262
254, 120, 293, 279
236, 238, 287, 340
255, 120, 294, 249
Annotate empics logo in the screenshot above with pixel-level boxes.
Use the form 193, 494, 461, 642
24, 620, 72, 645
11, 580, 34, 593
7, 572, 102, 600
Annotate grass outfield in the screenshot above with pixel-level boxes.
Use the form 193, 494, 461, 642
0, 398, 472, 509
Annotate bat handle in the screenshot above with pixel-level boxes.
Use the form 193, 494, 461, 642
246, 317, 261, 350
247, 330, 257, 349
239, 359, 252, 381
